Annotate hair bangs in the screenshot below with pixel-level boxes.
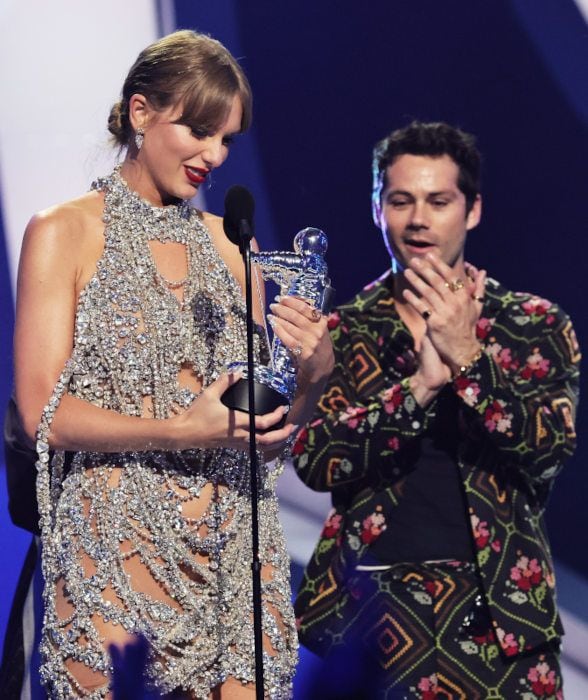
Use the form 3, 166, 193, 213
175, 62, 251, 135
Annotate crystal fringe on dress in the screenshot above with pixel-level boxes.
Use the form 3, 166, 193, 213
34, 169, 297, 698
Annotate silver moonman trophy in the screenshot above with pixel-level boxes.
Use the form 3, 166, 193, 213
221, 227, 334, 417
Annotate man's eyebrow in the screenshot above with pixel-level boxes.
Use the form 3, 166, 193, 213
384, 188, 458, 198
384, 189, 413, 196
427, 190, 457, 197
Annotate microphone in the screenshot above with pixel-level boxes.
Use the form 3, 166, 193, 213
223, 185, 255, 249
221, 183, 268, 697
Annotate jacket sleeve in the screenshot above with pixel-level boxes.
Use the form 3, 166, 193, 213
292, 312, 429, 491
453, 298, 579, 484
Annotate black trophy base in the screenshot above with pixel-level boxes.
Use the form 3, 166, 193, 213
221, 377, 289, 430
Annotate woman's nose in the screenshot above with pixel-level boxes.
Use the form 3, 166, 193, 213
201, 136, 225, 168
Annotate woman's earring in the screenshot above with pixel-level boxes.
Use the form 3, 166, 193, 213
135, 127, 144, 151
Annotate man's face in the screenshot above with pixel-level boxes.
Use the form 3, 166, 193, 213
378, 154, 481, 272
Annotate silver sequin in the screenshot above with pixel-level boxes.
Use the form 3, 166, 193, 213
35, 169, 297, 699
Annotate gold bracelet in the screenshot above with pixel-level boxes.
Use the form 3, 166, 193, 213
452, 346, 484, 380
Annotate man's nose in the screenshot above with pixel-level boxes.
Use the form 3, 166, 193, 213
407, 201, 429, 229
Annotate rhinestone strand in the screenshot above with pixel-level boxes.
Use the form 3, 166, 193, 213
34, 169, 297, 698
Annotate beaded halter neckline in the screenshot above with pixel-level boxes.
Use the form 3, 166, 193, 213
102, 164, 196, 244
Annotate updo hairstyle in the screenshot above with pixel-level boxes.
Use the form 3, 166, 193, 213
107, 30, 252, 148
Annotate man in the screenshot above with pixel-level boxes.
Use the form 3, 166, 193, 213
292, 122, 579, 698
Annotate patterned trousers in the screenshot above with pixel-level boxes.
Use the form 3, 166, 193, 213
305, 561, 562, 700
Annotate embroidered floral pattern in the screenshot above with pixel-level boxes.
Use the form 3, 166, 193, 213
496, 627, 520, 657
293, 271, 578, 669
359, 506, 386, 544
486, 341, 519, 373
511, 555, 543, 592
520, 348, 551, 380
522, 297, 554, 320
457, 625, 501, 669
476, 316, 494, 340
483, 398, 513, 434
321, 509, 343, 539
291, 427, 308, 456
387, 436, 400, 450
454, 376, 481, 407
521, 658, 563, 699
471, 627, 497, 646
414, 673, 440, 700
339, 405, 369, 429
506, 555, 552, 612
380, 384, 404, 413
470, 512, 501, 567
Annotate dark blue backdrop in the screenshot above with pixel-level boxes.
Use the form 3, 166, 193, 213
173, 0, 588, 578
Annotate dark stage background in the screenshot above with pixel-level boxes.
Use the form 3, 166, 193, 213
173, 0, 588, 579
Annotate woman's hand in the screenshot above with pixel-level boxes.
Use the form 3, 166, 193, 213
260, 296, 335, 454
175, 371, 298, 452
268, 296, 335, 387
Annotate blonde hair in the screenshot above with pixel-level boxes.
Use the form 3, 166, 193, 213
108, 30, 252, 147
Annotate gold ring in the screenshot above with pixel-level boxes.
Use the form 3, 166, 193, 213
446, 278, 465, 293
422, 309, 432, 321
310, 308, 322, 322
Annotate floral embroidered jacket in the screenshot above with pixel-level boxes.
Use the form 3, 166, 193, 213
292, 271, 580, 658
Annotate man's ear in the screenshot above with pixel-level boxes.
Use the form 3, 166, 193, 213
128, 93, 150, 132
466, 194, 482, 231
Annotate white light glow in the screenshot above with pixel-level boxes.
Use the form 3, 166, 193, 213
0, 0, 158, 294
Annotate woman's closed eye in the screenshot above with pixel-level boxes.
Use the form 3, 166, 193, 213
190, 126, 210, 139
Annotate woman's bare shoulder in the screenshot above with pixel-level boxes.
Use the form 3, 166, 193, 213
23, 190, 105, 256
200, 210, 260, 253
26, 190, 103, 237
200, 210, 222, 234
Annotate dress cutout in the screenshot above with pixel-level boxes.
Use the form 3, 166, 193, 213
34, 169, 297, 699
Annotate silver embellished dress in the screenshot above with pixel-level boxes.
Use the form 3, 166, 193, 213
34, 170, 298, 698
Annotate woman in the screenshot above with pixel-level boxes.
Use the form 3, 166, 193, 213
14, 30, 333, 699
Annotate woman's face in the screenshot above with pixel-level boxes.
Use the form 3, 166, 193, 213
135, 94, 243, 205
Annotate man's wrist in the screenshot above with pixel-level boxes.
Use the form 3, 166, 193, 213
450, 344, 484, 380
409, 372, 443, 408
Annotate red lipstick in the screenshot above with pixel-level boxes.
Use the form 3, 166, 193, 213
184, 166, 209, 185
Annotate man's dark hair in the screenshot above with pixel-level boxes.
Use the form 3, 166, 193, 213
372, 121, 481, 223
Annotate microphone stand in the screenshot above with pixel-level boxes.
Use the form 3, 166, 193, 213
239, 224, 265, 700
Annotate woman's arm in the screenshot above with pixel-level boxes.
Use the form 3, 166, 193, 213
15, 203, 86, 444
14, 205, 291, 453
